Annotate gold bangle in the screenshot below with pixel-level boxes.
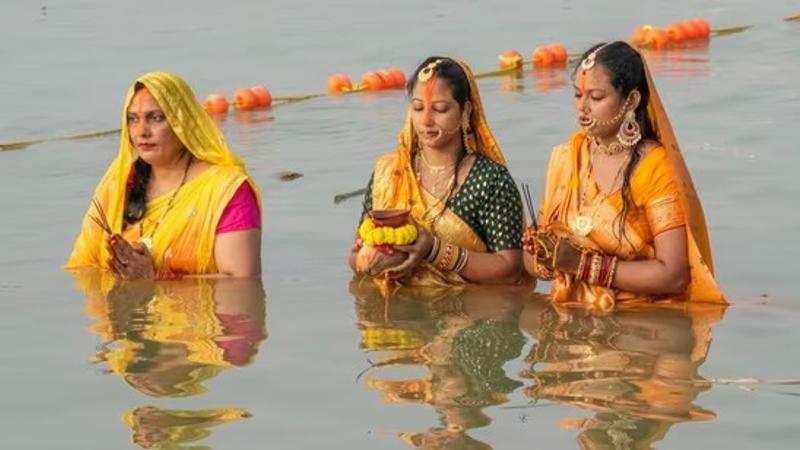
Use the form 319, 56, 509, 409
575, 250, 587, 279
455, 248, 469, 273
437, 241, 455, 271
589, 254, 602, 285
605, 256, 618, 288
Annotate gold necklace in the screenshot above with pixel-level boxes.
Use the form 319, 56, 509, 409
414, 153, 457, 227
415, 152, 455, 196
420, 150, 456, 175
570, 149, 632, 236
139, 154, 193, 250
592, 137, 627, 156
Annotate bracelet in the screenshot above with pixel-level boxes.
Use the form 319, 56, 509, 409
436, 241, 455, 271
579, 252, 593, 282
604, 256, 618, 288
575, 250, 588, 279
426, 236, 441, 263
599, 254, 610, 286
588, 253, 602, 285
454, 248, 470, 273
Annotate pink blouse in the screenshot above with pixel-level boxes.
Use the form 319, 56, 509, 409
216, 182, 261, 234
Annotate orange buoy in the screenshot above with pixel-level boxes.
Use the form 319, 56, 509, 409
360, 71, 387, 91
689, 18, 711, 38
680, 20, 702, 40
250, 85, 272, 108
386, 68, 407, 89
498, 50, 523, 69
666, 23, 689, 43
233, 88, 259, 110
377, 69, 398, 89
647, 27, 669, 50
203, 94, 229, 114
327, 73, 354, 94
547, 44, 568, 64
532, 47, 555, 66
633, 25, 654, 46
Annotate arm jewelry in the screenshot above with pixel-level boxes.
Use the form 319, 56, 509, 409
426, 236, 470, 274
575, 251, 618, 288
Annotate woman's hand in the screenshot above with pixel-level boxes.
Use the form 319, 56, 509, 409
106, 235, 155, 280
387, 223, 434, 280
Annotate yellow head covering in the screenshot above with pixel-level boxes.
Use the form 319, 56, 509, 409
372, 58, 507, 219
66, 72, 259, 272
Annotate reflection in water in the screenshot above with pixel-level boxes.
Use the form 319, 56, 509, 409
352, 281, 534, 450
642, 44, 710, 78
74, 272, 267, 448
518, 302, 726, 449
532, 66, 569, 93
499, 70, 525, 93
123, 406, 251, 450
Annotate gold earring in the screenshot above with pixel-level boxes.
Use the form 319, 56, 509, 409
617, 110, 642, 148
461, 114, 475, 153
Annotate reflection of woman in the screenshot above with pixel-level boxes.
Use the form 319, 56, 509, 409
352, 283, 528, 449
522, 42, 725, 309
350, 57, 524, 286
123, 405, 250, 450
66, 72, 261, 279
519, 300, 725, 449
78, 273, 267, 397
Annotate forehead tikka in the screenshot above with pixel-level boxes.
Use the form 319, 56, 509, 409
580, 43, 610, 71
418, 59, 445, 83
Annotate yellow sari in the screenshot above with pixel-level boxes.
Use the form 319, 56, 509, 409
539, 52, 726, 308
369, 59, 512, 286
65, 72, 261, 274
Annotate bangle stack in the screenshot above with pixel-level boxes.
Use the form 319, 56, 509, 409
426, 236, 469, 273
576, 252, 618, 288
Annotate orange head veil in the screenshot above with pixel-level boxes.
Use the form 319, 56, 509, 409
371, 58, 507, 221
635, 46, 726, 303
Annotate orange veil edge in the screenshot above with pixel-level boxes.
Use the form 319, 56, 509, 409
638, 48, 727, 304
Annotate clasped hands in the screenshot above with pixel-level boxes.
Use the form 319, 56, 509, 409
521, 226, 584, 277
106, 234, 156, 280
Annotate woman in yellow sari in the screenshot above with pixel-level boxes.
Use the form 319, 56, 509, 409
349, 57, 524, 286
66, 72, 261, 278
523, 41, 726, 309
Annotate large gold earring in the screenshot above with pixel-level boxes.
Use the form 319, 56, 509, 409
461, 114, 475, 153
617, 110, 641, 148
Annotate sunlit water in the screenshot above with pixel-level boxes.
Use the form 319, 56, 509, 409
1, 0, 799, 448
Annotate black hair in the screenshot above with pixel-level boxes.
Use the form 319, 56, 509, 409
123, 82, 152, 227
575, 41, 658, 248
407, 56, 471, 109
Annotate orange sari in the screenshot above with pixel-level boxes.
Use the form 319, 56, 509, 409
539, 53, 726, 309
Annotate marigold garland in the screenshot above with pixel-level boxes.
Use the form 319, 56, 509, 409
359, 217, 418, 246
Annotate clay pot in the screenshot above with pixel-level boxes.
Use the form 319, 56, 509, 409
368, 209, 410, 227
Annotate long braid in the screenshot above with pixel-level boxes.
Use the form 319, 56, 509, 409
124, 157, 151, 226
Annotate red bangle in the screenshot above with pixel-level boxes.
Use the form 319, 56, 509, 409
598, 255, 610, 286
580, 253, 593, 282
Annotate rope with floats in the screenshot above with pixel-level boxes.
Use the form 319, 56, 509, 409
1, 16, 794, 152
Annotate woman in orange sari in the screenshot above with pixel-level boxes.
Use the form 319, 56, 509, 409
65, 72, 261, 278
523, 41, 726, 309
349, 57, 524, 286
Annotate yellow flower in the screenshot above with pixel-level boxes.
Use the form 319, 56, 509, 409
358, 218, 418, 246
